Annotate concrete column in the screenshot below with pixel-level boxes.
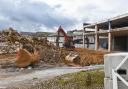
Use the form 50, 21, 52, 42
108, 32, 112, 52
83, 28, 85, 48
95, 25, 99, 50
86, 36, 89, 48
56, 32, 59, 47
108, 21, 112, 52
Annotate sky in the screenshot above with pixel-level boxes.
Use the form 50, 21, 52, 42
0, 0, 128, 32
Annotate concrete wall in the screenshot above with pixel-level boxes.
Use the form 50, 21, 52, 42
47, 36, 64, 43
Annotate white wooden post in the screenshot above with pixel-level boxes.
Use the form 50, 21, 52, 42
112, 55, 128, 89
112, 69, 118, 89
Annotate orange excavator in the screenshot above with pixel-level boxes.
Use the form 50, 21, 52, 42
56, 26, 75, 48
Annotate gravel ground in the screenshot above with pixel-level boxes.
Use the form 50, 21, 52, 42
0, 65, 104, 89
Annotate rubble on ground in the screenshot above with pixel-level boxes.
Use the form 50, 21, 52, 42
74, 48, 105, 66
0, 28, 64, 68
65, 52, 80, 64
0, 28, 105, 68
0, 60, 15, 69
39, 46, 61, 63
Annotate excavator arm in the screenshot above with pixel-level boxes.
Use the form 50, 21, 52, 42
56, 26, 75, 48
57, 26, 68, 40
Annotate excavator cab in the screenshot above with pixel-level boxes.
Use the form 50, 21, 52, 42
63, 36, 75, 48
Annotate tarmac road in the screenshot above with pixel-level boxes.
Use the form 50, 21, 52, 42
0, 65, 103, 88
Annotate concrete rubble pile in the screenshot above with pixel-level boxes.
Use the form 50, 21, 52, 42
0, 28, 105, 68
74, 48, 105, 66
15, 38, 64, 67
25, 36, 63, 65
39, 47, 61, 63
0, 27, 21, 54
0, 28, 66, 68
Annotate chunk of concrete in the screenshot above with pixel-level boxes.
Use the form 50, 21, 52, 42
65, 53, 80, 64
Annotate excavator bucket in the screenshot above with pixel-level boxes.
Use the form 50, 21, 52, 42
15, 48, 40, 68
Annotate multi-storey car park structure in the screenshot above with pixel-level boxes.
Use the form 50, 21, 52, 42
83, 13, 128, 52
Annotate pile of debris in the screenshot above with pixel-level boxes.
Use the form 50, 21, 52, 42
0, 27, 106, 68
74, 48, 105, 66
0, 27, 64, 68
0, 27, 21, 54
39, 46, 61, 63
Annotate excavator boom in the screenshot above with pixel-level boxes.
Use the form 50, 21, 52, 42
56, 26, 75, 48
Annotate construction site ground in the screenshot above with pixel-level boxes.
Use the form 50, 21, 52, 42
0, 54, 65, 79
0, 48, 106, 88
0, 65, 104, 89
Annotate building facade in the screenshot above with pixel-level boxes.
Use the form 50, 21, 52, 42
83, 13, 128, 52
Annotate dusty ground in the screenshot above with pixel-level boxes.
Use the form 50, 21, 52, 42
0, 48, 106, 78
0, 48, 106, 89
0, 65, 103, 89
0, 54, 65, 79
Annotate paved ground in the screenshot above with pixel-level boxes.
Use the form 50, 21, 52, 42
0, 65, 103, 88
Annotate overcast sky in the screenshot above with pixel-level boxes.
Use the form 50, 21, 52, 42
0, 0, 128, 32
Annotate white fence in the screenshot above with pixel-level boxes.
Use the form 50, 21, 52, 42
104, 53, 128, 89
112, 55, 128, 89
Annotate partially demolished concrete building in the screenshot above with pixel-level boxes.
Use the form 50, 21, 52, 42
83, 13, 128, 52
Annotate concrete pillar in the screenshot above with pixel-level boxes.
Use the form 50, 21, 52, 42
108, 21, 112, 52
83, 28, 85, 48
56, 32, 59, 47
95, 25, 99, 50
108, 32, 112, 52
86, 36, 89, 48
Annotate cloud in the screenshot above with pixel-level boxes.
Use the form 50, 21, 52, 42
0, 0, 128, 32
0, 0, 77, 32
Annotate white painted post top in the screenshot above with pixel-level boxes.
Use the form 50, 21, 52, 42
105, 53, 128, 57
